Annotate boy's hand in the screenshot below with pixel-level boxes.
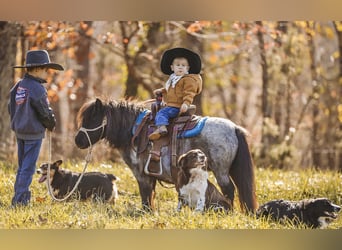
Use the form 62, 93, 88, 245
180, 103, 188, 113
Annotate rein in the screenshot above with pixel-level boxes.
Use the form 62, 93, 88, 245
46, 117, 107, 202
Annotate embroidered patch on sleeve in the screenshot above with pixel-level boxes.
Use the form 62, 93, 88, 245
15, 87, 28, 105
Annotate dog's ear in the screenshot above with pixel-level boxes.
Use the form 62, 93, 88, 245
177, 154, 186, 168
54, 160, 63, 168
108, 174, 118, 181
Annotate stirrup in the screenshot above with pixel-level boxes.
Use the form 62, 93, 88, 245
144, 152, 163, 176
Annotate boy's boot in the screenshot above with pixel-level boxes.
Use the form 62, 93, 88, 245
149, 125, 168, 140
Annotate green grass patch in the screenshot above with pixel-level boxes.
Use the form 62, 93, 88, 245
0, 160, 341, 229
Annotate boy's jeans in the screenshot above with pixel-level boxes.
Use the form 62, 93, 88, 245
155, 106, 180, 126
12, 138, 42, 206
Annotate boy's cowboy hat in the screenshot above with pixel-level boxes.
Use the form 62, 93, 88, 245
160, 47, 201, 75
13, 50, 64, 70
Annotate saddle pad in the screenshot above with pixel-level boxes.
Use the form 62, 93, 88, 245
132, 109, 150, 135
177, 116, 208, 138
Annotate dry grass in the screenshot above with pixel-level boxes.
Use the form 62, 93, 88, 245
0, 160, 341, 229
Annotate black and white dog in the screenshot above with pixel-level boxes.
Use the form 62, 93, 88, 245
256, 198, 341, 228
176, 149, 231, 212
37, 160, 118, 203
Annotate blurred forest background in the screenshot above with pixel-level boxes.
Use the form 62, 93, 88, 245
0, 21, 342, 171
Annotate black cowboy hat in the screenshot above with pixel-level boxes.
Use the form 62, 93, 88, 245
160, 47, 201, 75
13, 50, 64, 70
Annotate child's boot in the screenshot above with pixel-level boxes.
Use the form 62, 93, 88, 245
149, 125, 168, 140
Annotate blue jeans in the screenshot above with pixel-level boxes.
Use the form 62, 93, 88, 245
155, 106, 180, 126
12, 138, 42, 206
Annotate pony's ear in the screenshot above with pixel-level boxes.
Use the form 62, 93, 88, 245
95, 98, 103, 110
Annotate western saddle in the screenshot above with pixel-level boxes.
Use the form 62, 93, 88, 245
131, 100, 201, 177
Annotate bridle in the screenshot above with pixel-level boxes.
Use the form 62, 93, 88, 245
78, 116, 107, 148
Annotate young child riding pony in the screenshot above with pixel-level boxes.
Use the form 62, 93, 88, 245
149, 47, 203, 140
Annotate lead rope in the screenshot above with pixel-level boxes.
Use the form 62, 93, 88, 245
46, 130, 92, 202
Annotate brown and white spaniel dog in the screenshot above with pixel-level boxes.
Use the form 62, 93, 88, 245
176, 149, 231, 212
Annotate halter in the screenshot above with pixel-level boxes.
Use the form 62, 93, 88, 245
78, 116, 107, 148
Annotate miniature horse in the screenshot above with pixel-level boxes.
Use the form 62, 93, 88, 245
75, 98, 258, 213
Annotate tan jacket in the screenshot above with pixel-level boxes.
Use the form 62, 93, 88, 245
157, 74, 202, 108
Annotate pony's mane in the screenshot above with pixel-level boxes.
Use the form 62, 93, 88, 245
105, 99, 146, 148
77, 97, 148, 148
76, 98, 146, 128
76, 100, 96, 128
107, 99, 145, 114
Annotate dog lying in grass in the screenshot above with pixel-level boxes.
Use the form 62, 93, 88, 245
256, 198, 341, 228
176, 149, 231, 212
37, 160, 118, 203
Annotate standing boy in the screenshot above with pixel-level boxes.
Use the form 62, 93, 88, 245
149, 47, 202, 140
8, 50, 64, 207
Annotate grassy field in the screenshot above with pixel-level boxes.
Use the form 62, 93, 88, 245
0, 160, 341, 229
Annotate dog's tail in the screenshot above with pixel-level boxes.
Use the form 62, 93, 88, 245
230, 126, 258, 213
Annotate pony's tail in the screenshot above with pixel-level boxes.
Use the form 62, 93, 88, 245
230, 126, 258, 213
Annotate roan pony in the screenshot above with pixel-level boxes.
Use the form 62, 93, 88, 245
75, 98, 258, 213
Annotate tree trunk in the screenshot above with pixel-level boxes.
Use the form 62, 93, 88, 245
120, 21, 169, 99
55, 21, 93, 158
306, 22, 321, 169
0, 22, 22, 162
120, 21, 141, 99
75, 21, 92, 102
306, 22, 341, 170
183, 23, 204, 115
230, 54, 239, 121
256, 21, 271, 159
333, 21, 342, 171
